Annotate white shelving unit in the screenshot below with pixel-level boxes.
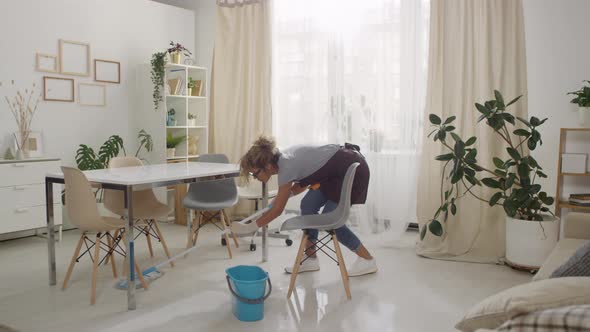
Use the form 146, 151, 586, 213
133, 62, 210, 224
133, 63, 209, 165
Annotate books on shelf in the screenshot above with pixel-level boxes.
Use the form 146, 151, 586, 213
568, 193, 590, 206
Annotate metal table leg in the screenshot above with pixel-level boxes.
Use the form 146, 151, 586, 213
125, 186, 136, 310
46, 179, 56, 285
261, 182, 268, 262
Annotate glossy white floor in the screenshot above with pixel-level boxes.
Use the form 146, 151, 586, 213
0, 222, 530, 332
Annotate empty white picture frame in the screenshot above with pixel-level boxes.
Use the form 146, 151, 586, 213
36, 53, 58, 73
94, 59, 120, 83
59, 39, 91, 76
79, 83, 106, 106
43, 76, 74, 102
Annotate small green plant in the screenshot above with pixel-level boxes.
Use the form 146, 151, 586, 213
166, 132, 186, 149
188, 113, 196, 120
151, 52, 167, 110
75, 130, 153, 171
168, 41, 192, 57
188, 77, 196, 89
422, 90, 554, 240
567, 80, 590, 107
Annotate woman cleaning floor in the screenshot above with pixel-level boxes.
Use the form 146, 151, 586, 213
232, 136, 377, 277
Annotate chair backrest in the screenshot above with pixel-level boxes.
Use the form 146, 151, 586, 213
186, 154, 237, 201
103, 156, 148, 214
329, 162, 360, 228
280, 162, 360, 232
62, 166, 102, 230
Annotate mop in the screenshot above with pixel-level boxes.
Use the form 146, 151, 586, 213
114, 205, 273, 290
115, 185, 317, 289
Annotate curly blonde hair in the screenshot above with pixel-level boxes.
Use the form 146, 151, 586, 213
239, 136, 280, 182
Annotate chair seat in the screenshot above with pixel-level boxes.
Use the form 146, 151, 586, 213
80, 217, 126, 232
107, 197, 172, 220
280, 212, 344, 232
238, 187, 278, 200
183, 195, 238, 211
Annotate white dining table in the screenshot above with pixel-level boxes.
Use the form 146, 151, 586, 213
45, 162, 269, 310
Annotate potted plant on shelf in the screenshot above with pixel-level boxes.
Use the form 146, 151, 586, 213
166, 132, 186, 158
567, 80, 590, 125
167, 41, 192, 64
167, 108, 176, 126
187, 77, 196, 97
188, 113, 197, 127
423, 90, 558, 270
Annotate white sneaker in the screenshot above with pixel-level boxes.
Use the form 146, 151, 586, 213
284, 256, 320, 274
347, 257, 378, 277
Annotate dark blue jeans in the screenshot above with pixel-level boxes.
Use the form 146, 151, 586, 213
301, 189, 362, 252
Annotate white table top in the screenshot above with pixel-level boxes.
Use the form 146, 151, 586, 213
47, 162, 240, 186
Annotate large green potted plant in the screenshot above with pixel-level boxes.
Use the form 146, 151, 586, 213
423, 90, 558, 269
567, 80, 590, 125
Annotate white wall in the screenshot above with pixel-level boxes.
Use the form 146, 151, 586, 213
0, 0, 194, 166
523, 0, 590, 203
152, 0, 216, 87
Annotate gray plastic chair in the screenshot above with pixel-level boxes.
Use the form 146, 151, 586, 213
183, 154, 239, 258
280, 162, 360, 300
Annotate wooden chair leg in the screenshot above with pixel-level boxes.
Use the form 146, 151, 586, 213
62, 233, 85, 290
332, 233, 351, 300
287, 234, 308, 298
134, 262, 149, 290
144, 224, 154, 258
107, 232, 118, 278
152, 219, 174, 267
90, 233, 101, 305
105, 228, 121, 265
220, 211, 233, 259
223, 210, 239, 248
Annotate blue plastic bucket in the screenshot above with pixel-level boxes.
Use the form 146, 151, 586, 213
225, 265, 272, 322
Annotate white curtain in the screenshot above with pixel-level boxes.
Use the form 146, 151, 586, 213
416, 0, 528, 263
272, 0, 430, 235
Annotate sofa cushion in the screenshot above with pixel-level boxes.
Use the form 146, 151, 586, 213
533, 239, 588, 281
495, 304, 590, 331
550, 240, 590, 278
455, 277, 590, 332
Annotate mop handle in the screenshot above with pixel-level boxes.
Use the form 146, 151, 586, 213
143, 202, 275, 273
140, 183, 321, 275
237, 182, 320, 224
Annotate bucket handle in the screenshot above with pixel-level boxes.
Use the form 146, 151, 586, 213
226, 276, 272, 304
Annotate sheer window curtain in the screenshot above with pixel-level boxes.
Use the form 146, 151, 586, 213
272, 0, 430, 235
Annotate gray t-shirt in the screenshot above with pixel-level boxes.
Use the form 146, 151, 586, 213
277, 144, 340, 186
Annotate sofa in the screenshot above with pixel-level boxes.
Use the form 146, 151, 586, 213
456, 212, 590, 332
533, 212, 590, 281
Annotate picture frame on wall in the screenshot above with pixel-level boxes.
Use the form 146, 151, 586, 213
94, 59, 120, 83
59, 39, 91, 76
14, 131, 44, 158
78, 83, 106, 106
43, 76, 75, 102
36, 53, 59, 73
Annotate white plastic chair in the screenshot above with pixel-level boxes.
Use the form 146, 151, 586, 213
183, 154, 239, 258
280, 162, 360, 300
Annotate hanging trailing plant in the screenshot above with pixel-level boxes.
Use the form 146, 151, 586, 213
151, 52, 167, 110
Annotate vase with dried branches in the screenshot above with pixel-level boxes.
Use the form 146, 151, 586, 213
3, 80, 41, 159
